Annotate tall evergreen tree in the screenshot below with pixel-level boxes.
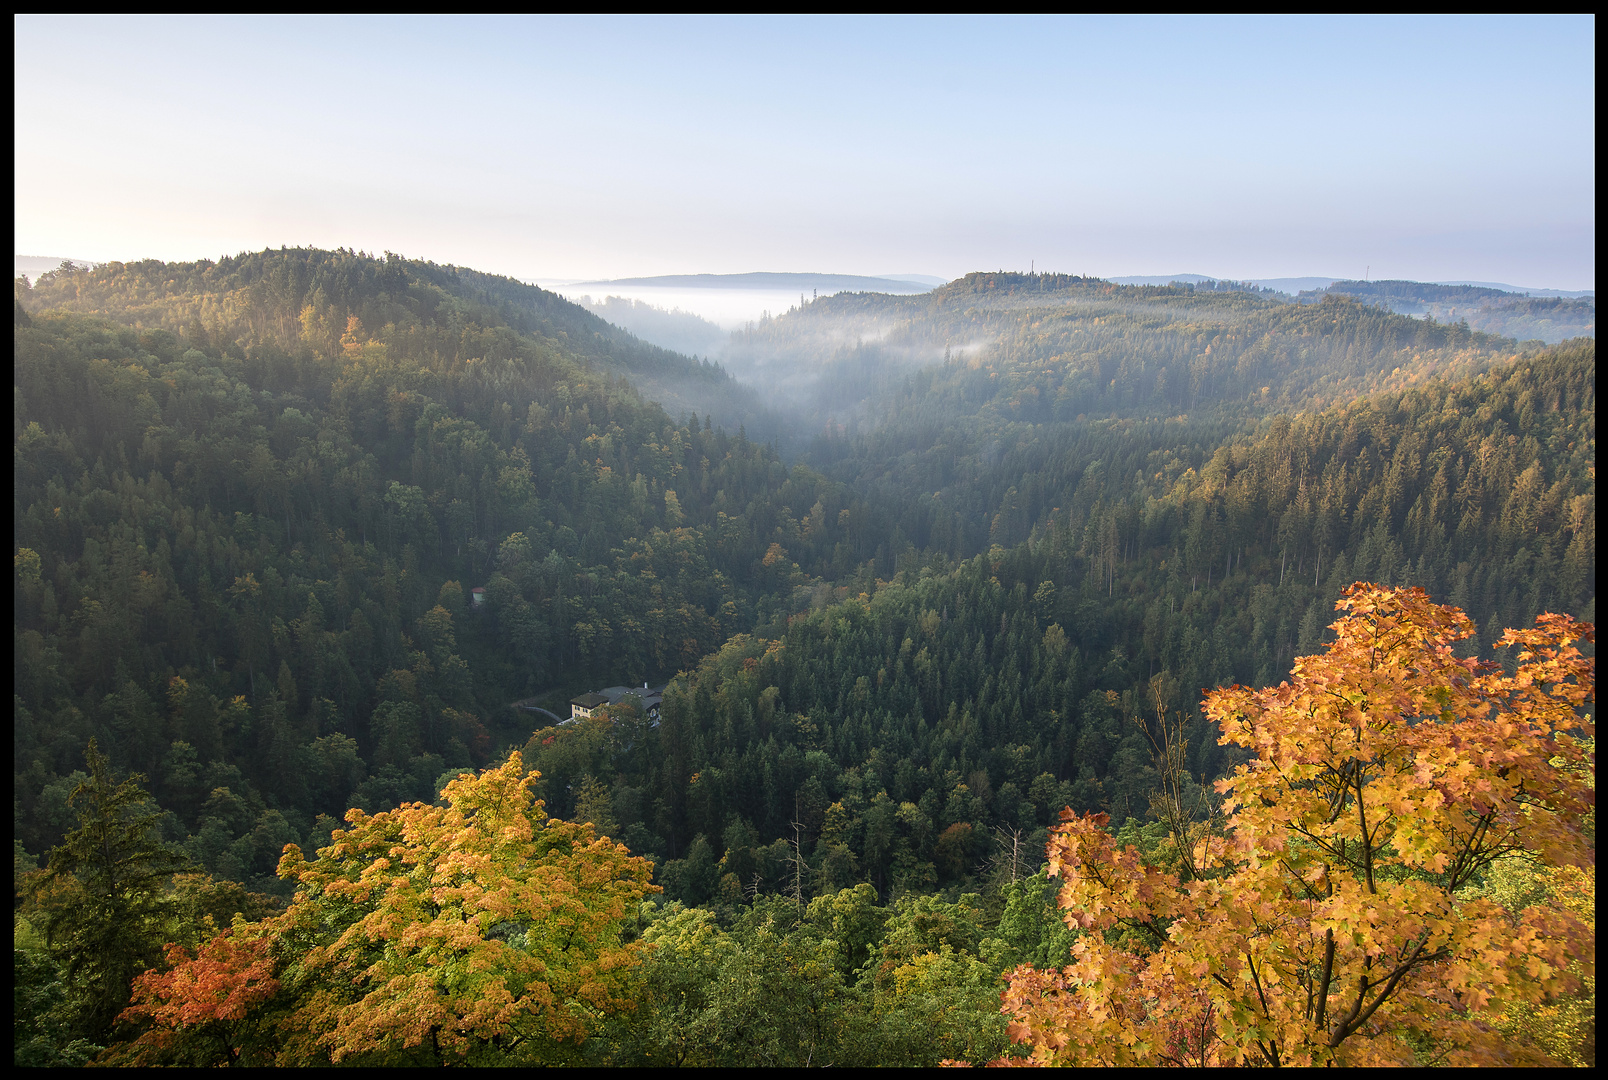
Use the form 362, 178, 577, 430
29, 740, 188, 1040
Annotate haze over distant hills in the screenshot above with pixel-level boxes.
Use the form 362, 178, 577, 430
872, 273, 947, 287
564, 267, 1593, 361
548, 272, 943, 332
568, 272, 939, 294
13, 254, 99, 283
1112, 273, 1593, 299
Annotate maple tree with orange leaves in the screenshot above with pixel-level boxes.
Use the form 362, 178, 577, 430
103, 920, 281, 1066
111, 752, 658, 1066
991, 584, 1594, 1067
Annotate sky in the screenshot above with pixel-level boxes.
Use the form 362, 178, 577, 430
13, 15, 1596, 289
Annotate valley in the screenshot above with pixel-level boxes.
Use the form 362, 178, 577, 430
14, 250, 1595, 1066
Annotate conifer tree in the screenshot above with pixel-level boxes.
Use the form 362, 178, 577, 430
29, 740, 188, 1039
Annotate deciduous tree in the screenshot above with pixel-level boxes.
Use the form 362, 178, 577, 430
996, 585, 1594, 1066
110, 753, 658, 1066
105, 919, 280, 1066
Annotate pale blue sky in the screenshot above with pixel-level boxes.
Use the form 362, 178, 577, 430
13, 15, 1596, 288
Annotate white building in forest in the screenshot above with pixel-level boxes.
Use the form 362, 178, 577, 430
568, 683, 665, 723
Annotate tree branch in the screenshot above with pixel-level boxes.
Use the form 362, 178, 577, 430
1312, 928, 1336, 1031
1331, 972, 1370, 1044
1355, 771, 1375, 894
1328, 937, 1430, 1047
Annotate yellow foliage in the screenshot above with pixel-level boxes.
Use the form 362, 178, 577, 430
109, 753, 658, 1066
996, 586, 1594, 1067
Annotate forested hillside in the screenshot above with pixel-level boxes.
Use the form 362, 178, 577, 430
14, 251, 876, 892
20, 250, 769, 436
13, 253, 1595, 1066
1459, 295, 1596, 343
529, 340, 1594, 906
721, 271, 1520, 422
576, 295, 730, 360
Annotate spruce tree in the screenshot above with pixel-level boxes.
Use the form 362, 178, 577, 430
33, 739, 188, 1039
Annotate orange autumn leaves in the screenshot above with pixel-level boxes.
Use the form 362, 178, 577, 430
115, 753, 657, 1066
104, 927, 279, 1067
998, 584, 1594, 1067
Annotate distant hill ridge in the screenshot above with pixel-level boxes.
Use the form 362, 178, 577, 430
1295, 280, 1594, 344
1308, 279, 1595, 303
1114, 272, 1591, 299
14, 247, 778, 434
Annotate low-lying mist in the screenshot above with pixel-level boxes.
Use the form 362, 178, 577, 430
578, 288, 973, 439
560, 284, 853, 331
575, 295, 729, 358
573, 271, 1529, 459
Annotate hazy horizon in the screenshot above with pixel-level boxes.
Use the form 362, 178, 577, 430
15, 252, 1594, 337
16, 252, 1592, 311
14, 16, 1596, 291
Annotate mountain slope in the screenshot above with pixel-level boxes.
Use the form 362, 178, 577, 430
19, 249, 774, 435
13, 249, 874, 890
722, 271, 1524, 426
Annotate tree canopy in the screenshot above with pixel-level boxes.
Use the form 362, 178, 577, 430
995, 585, 1594, 1066
110, 752, 656, 1066
26, 739, 189, 1042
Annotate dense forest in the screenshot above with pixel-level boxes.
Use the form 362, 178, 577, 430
13, 252, 1595, 1065
14, 251, 879, 879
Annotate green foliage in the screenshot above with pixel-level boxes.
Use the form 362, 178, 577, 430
22, 740, 188, 1040
592, 889, 1017, 1066
14, 250, 884, 884
991, 868, 1079, 970
13, 929, 103, 1067
14, 785, 280, 1064
11, 253, 1595, 1066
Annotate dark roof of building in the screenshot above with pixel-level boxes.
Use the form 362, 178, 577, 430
596, 685, 666, 709
570, 692, 609, 709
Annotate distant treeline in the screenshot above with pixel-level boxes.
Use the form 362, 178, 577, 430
1305, 279, 1526, 305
